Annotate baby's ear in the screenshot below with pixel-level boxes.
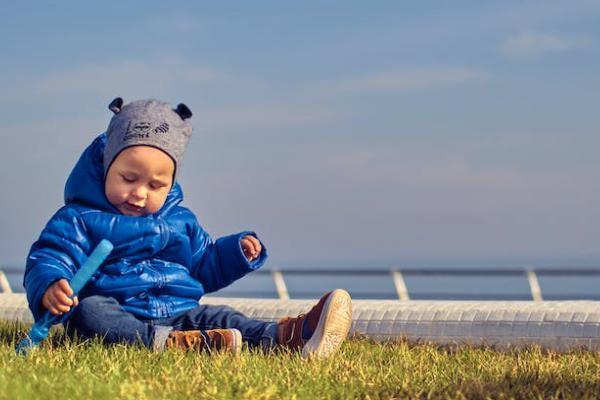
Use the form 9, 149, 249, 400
108, 97, 124, 114
174, 103, 192, 120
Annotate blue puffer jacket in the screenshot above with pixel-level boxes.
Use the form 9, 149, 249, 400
23, 133, 267, 322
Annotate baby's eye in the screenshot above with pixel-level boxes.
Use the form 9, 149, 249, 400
121, 175, 136, 183
150, 182, 166, 190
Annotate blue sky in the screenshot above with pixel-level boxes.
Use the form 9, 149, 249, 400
1, 1, 599, 268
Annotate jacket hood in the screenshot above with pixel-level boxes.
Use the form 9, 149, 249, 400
64, 133, 183, 215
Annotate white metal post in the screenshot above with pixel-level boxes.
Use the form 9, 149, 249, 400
391, 269, 410, 301
0, 270, 12, 294
271, 270, 290, 300
526, 269, 543, 301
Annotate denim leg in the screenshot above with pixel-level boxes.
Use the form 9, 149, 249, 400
167, 304, 278, 349
65, 295, 166, 348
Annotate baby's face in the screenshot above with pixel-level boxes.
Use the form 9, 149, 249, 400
104, 145, 175, 216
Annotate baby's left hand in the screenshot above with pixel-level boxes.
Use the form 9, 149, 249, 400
241, 235, 262, 262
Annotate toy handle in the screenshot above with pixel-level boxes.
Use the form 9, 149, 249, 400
15, 239, 114, 356
69, 239, 114, 295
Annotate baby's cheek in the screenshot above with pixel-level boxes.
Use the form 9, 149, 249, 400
148, 193, 169, 213
104, 190, 117, 206
105, 188, 125, 207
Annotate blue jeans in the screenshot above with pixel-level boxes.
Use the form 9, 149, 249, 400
65, 295, 278, 350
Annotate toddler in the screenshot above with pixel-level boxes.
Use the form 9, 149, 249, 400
23, 98, 352, 358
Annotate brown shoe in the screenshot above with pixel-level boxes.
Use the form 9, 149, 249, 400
165, 329, 242, 355
277, 289, 352, 359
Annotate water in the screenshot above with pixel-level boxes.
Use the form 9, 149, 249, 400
213, 270, 600, 300
5, 258, 600, 300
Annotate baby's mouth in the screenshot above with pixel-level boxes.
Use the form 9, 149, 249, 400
123, 203, 145, 214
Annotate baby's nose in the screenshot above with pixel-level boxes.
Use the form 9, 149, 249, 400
131, 186, 148, 200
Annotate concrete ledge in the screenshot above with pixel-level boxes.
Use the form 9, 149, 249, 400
3, 293, 600, 351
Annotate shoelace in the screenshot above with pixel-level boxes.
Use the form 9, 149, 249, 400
199, 330, 212, 353
280, 313, 307, 346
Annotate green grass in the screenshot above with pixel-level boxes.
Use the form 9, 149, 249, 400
1, 321, 599, 400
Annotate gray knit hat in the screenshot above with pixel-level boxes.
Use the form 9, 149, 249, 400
103, 97, 193, 182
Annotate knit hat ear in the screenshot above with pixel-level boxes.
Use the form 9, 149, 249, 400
174, 103, 192, 120
108, 97, 124, 114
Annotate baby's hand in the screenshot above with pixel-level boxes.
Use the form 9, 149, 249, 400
241, 235, 262, 262
42, 279, 79, 315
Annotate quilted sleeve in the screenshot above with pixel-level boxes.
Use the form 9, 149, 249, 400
23, 206, 92, 321
188, 215, 267, 293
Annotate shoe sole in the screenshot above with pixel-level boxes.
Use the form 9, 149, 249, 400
230, 329, 243, 356
301, 289, 352, 359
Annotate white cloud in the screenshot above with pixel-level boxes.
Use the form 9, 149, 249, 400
37, 59, 225, 96
502, 31, 590, 57
335, 68, 487, 93
195, 104, 342, 133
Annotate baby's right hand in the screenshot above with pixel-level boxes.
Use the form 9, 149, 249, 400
42, 279, 78, 315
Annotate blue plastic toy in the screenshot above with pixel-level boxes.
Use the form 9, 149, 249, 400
15, 239, 113, 356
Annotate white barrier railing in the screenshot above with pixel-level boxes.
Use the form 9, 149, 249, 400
4, 293, 600, 352
2, 266, 599, 300
0, 271, 11, 294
